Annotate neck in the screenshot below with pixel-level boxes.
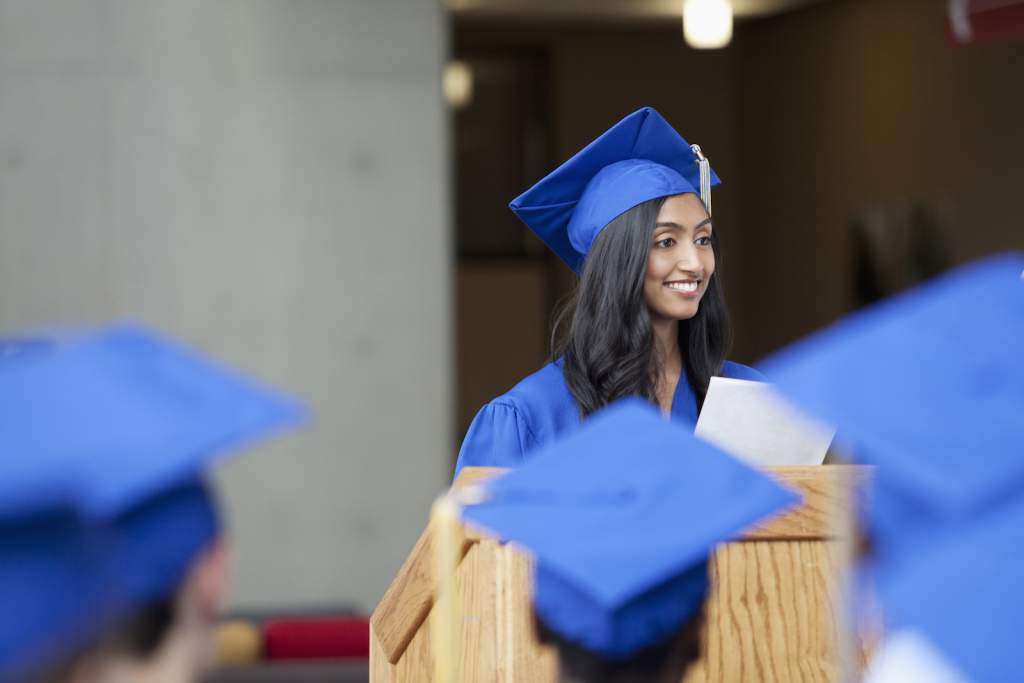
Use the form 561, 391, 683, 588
651, 316, 681, 373
102, 625, 200, 683
650, 316, 682, 415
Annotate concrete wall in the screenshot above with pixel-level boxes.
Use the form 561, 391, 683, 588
0, 0, 451, 611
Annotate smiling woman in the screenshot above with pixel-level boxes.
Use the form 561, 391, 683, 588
556, 191, 737, 421
453, 107, 764, 477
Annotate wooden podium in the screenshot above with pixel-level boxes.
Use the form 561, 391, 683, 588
371, 465, 869, 683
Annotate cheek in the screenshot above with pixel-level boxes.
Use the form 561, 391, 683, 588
703, 250, 716, 279
646, 252, 672, 282
645, 253, 659, 281
644, 255, 669, 304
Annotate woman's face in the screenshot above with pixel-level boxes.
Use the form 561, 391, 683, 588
644, 193, 716, 322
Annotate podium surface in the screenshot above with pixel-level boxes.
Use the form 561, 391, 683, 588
371, 465, 869, 682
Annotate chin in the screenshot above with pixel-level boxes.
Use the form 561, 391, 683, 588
660, 302, 700, 321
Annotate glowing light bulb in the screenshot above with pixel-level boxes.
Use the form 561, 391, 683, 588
682, 0, 733, 49
443, 61, 473, 110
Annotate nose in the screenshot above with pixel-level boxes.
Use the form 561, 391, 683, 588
673, 242, 703, 277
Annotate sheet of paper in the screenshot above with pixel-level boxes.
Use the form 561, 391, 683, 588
694, 377, 835, 467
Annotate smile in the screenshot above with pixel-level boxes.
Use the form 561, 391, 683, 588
665, 280, 700, 293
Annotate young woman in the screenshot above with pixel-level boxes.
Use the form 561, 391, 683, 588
455, 107, 764, 476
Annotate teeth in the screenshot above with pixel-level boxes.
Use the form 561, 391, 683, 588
667, 281, 698, 292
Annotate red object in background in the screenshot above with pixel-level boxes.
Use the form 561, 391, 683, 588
263, 617, 370, 661
948, 0, 1024, 44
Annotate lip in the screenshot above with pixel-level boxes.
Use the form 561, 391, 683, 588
663, 280, 702, 299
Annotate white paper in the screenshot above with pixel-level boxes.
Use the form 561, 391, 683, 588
694, 377, 835, 467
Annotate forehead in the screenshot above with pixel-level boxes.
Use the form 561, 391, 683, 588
656, 193, 709, 228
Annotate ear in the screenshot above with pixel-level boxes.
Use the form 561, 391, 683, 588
192, 538, 230, 623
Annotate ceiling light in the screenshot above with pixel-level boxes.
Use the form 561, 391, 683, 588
443, 61, 474, 110
683, 0, 734, 49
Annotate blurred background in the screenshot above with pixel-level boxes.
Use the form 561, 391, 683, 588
0, 0, 1022, 659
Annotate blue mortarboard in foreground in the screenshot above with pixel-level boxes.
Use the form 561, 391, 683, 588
0, 335, 56, 363
0, 322, 306, 518
875, 496, 1024, 683
758, 253, 1024, 553
510, 107, 721, 272
461, 399, 799, 659
0, 322, 307, 675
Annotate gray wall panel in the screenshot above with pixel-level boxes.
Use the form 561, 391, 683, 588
0, 0, 451, 610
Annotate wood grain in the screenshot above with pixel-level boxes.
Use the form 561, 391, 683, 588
690, 540, 845, 683
495, 541, 558, 682
369, 623, 394, 683
371, 517, 473, 664
371, 525, 435, 664
743, 465, 871, 540
371, 467, 502, 665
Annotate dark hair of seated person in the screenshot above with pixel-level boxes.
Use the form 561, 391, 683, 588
105, 593, 179, 659
535, 607, 706, 683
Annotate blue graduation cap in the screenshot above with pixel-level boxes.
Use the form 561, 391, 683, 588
0, 322, 306, 518
510, 107, 721, 272
875, 496, 1024, 683
0, 336, 56, 363
461, 399, 798, 659
0, 321, 307, 672
758, 252, 1024, 553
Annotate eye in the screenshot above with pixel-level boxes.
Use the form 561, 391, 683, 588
695, 235, 712, 247
655, 237, 676, 249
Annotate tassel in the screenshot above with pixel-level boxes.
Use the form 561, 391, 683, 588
690, 144, 712, 217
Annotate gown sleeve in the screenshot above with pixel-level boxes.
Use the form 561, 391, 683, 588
453, 401, 535, 480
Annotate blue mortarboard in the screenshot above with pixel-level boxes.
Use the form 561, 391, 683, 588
759, 253, 1024, 553
509, 107, 721, 272
0, 322, 306, 519
875, 496, 1024, 683
461, 399, 799, 659
0, 336, 56, 363
0, 509, 118, 682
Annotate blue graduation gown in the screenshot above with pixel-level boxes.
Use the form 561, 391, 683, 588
455, 359, 766, 478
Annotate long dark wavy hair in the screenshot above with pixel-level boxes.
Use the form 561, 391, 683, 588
552, 195, 732, 417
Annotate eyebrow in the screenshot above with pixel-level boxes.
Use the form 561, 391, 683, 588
654, 218, 713, 232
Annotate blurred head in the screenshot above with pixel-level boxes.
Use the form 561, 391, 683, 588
537, 606, 706, 683
97, 481, 230, 682
555, 193, 731, 416
104, 539, 228, 669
